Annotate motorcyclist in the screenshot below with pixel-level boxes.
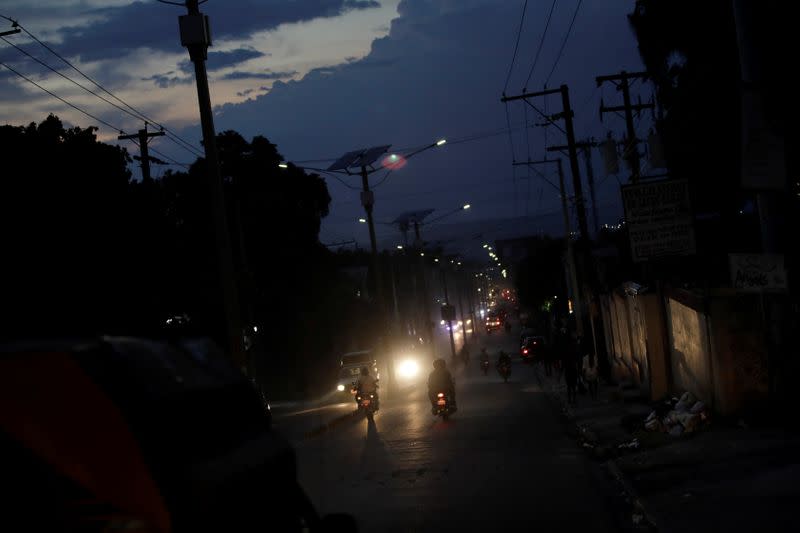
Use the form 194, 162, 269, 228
497, 350, 512, 369
427, 358, 457, 414
479, 347, 490, 364
355, 366, 379, 409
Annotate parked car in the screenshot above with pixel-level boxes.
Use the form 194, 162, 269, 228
0, 337, 355, 532
520, 335, 546, 363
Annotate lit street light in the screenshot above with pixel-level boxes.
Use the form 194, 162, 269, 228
359, 218, 367, 223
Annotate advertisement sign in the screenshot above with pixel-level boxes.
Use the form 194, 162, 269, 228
621, 179, 696, 262
729, 253, 788, 292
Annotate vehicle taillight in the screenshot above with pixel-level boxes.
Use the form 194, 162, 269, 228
437, 392, 444, 398
523, 349, 528, 354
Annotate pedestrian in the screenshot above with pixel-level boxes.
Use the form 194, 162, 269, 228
582, 350, 599, 400
563, 336, 580, 405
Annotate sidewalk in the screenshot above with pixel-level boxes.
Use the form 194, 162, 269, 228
534, 365, 800, 532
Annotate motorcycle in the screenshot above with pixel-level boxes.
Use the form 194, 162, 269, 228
432, 391, 455, 420
480, 358, 490, 375
353, 384, 379, 420
497, 361, 511, 383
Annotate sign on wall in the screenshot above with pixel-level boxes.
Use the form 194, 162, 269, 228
729, 253, 788, 292
621, 178, 696, 262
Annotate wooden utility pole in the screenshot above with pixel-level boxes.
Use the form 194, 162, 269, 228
596, 71, 654, 184
118, 126, 164, 182
514, 159, 582, 337
177, 0, 245, 369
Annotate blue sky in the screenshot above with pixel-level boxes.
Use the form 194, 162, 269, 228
0, 1, 651, 253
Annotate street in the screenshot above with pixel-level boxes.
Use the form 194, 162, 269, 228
282, 332, 619, 532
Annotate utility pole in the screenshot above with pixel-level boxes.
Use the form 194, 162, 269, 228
359, 165, 397, 394
440, 265, 457, 363
118, 126, 165, 182
176, 0, 245, 369
514, 159, 582, 336
414, 220, 436, 357
582, 140, 600, 235
596, 71, 654, 184
502, 85, 590, 241
456, 268, 468, 342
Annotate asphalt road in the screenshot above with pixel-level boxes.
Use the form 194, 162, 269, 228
287, 332, 618, 532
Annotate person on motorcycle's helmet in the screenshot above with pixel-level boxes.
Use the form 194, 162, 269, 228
427, 358, 456, 412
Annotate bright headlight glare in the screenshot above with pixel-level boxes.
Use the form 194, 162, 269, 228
398, 359, 419, 378
337, 384, 345, 392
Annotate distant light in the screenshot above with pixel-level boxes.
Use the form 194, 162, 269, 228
253, 326, 258, 333
483, 244, 488, 248
434, 258, 439, 262
337, 384, 345, 392
420, 252, 425, 257
397, 245, 403, 249
359, 218, 366, 223
457, 261, 462, 265
462, 204, 471, 210
436, 139, 447, 146
441, 320, 446, 325
477, 288, 481, 292
278, 163, 288, 169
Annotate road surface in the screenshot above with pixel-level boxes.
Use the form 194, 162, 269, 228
284, 332, 618, 532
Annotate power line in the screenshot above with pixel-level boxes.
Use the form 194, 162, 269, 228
0, 60, 124, 133
544, 0, 583, 87
524, 0, 558, 89
1, 36, 148, 124
13, 21, 204, 158
502, 0, 529, 92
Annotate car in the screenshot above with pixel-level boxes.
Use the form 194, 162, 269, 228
485, 315, 503, 333
520, 335, 546, 363
335, 350, 379, 395
0, 337, 355, 532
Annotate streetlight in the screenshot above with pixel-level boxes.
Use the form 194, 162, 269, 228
436, 139, 447, 146
359, 218, 367, 223
278, 163, 288, 169
462, 204, 471, 210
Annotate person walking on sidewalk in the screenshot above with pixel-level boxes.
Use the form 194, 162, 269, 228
563, 335, 580, 405
582, 350, 599, 400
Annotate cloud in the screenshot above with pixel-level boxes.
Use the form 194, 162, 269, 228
202, 0, 642, 244
26, 0, 383, 64
218, 69, 298, 81
177, 47, 267, 74
141, 70, 192, 88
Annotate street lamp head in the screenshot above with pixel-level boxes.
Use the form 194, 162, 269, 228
278, 163, 288, 169
397, 245, 404, 250
436, 139, 447, 146
483, 244, 488, 248
434, 258, 439, 263
358, 218, 367, 223
462, 204, 471, 210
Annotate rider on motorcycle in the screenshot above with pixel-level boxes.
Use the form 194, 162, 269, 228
355, 366, 379, 409
479, 347, 490, 364
427, 358, 456, 414
497, 350, 512, 368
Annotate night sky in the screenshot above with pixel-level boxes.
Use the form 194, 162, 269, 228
0, 1, 649, 252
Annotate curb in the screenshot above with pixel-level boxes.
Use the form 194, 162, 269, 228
533, 366, 661, 532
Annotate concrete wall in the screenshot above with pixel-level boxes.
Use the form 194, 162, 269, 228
641, 293, 670, 401
599, 292, 651, 393
708, 292, 769, 415
665, 296, 713, 405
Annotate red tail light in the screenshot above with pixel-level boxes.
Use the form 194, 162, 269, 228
523, 349, 528, 354
437, 392, 444, 398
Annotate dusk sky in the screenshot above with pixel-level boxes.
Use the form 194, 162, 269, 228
0, 1, 649, 252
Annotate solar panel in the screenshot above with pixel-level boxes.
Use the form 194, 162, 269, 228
392, 209, 434, 225
351, 145, 391, 169
327, 149, 365, 171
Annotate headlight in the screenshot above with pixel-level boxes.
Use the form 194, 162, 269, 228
337, 384, 345, 392
397, 359, 419, 379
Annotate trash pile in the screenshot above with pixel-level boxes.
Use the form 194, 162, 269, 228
644, 391, 711, 437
